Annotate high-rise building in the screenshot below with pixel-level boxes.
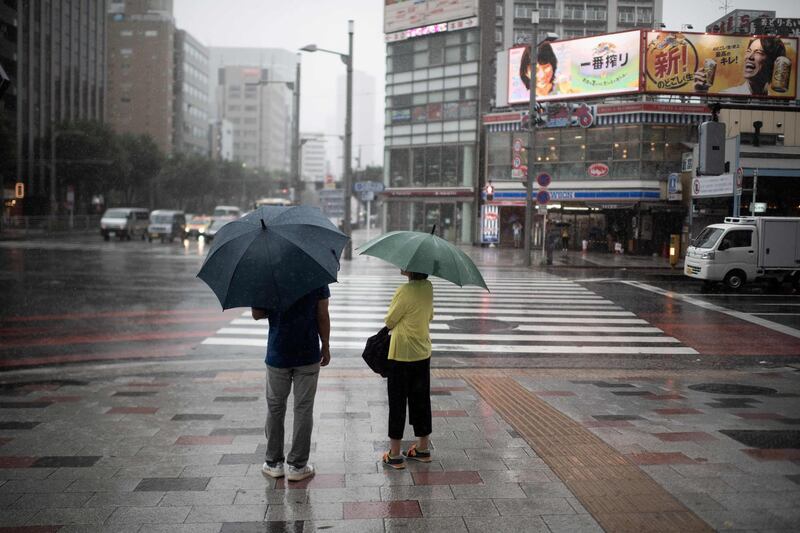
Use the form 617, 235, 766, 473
382, 0, 666, 243
209, 47, 296, 174
173, 29, 210, 156
106, 0, 175, 154
11, 0, 108, 215
209, 119, 234, 162
216, 65, 292, 173
300, 133, 327, 186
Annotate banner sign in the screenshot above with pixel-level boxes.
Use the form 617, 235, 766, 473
480, 205, 499, 244
750, 17, 800, 37
507, 31, 641, 104
384, 0, 478, 33
692, 174, 734, 198
644, 32, 798, 99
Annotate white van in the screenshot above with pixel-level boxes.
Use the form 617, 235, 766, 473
147, 210, 187, 243
685, 217, 800, 290
100, 207, 150, 241
212, 205, 241, 218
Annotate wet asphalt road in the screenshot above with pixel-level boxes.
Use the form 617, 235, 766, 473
1, 233, 799, 371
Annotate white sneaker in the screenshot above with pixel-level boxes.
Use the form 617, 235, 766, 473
286, 463, 315, 481
261, 461, 284, 478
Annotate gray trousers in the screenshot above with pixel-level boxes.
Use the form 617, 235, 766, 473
264, 362, 320, 468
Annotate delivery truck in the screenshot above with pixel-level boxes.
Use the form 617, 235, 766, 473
684, 217, 800, 290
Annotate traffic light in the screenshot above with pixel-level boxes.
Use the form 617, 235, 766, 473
485, 183, 494, 201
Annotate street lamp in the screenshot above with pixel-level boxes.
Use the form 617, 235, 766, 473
300, 19, 354, 260
524, 12, 558, 267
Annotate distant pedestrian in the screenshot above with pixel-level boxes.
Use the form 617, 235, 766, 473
512, 221, 523, 248
252, 285, 331, 482
545, 229, 558, 265
561, 225, 570, 251
382, 270, 435, 470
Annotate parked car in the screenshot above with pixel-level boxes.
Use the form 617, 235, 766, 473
147, 210, 187, 243
186, 214, 211, 239
99, 207, 149, 241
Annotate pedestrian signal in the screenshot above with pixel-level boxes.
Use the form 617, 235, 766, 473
485, 183, 494, 201
15, 182, 24, 199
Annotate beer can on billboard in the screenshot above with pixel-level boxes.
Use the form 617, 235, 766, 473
704, 58, 717, 86
771, 56, 792, 93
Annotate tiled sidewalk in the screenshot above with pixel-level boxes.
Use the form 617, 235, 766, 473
1, 361, 799, 532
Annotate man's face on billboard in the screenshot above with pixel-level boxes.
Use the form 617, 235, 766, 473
744, 39, 768, 80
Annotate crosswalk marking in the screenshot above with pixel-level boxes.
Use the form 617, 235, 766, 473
199, 273, 698, 357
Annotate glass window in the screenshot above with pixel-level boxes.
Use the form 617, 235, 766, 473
412, 106, 427, 122
412, 148, 426, 186
393, 53, 413, 73
721, 230, 752, 249
443, 102, 459, 120
442, 146, 458, 186
412, 93, 427, 105
413, 39, 428, 51
427, 103, 443, 121
389, 149, 410, 187
445, 46, 461, 64
428, 91, 444, 103
459, 101, 476, 118
488, 132, 510, 166
429, 37, 444, 65
414, 51, 429, 69
426, 147, 441, 186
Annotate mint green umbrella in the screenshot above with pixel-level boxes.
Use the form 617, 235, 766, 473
358, 228, 489, 291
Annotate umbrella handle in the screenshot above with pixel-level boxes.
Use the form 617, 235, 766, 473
332, 249, 340, 271
430, 224, 436, 235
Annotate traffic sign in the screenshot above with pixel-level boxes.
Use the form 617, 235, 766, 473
360, 191, 374, 202
353, 181, 385, 193
536, 173, 552, 188
536, 190, 551, 205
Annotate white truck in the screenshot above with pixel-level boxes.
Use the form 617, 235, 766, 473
685, 217, 800, 290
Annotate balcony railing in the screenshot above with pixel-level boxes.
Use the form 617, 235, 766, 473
562, 10, 585, 20
585, 11, 607, 21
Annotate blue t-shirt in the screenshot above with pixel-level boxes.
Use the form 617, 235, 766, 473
265, 285, 330, 368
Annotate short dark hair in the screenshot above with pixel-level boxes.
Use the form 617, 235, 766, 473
748, 37, 787, 86
408, 272, 428, 280
520, 42, 558, 91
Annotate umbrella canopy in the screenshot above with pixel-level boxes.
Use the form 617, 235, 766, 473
197, 206, 348, 311
358, 229, 489, 291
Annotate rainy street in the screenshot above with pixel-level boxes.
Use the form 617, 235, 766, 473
2, 233, 799, 370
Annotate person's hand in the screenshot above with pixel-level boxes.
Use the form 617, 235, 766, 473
251, 308, 267, 320
693, 70, 709, 92
320, 342, 331, 367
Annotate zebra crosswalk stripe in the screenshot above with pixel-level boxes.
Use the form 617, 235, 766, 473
200, 274, 698, 356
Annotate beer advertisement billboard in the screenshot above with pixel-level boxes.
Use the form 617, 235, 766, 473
507, 31, 641, 105
644, 32, 798, 99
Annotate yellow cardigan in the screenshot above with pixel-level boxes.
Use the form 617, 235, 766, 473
384, 279, 434, 362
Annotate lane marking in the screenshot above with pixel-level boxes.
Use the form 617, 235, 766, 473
621, 280, 800, 340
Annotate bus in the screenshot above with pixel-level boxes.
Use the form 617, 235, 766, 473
254, 197, 294, 209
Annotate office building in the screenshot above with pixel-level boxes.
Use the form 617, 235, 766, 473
300, 133, 327, 186
209, 118, 234, 161
174, 29, 210, 156
106, 0, 175, 154
12, 0, 107, 215
209, 47, 296, 173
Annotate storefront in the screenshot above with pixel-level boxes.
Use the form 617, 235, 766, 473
381, 187, 473, 244
482, 102, 709, 253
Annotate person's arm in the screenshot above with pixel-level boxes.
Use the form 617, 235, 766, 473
384, 288, 406, 330
316, 298, 331, 367
251, 308, 267, 320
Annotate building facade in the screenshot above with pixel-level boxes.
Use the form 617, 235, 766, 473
173, 29, 209, 156
300, 133, 327, 186
12, 0, 107, 215
0, 0, 17, 210
208, 118, 233, 162
106, 0, 174, 154
209, 47, 296, 173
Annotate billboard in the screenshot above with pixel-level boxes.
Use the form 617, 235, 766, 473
644, 32, 798, 99
751, 17, 800, 38
705, 9, 775, 34
384, 0, 478, 33
507, 31, 641, 105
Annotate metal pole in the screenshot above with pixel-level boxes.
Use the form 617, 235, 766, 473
366, 199, 371, 242
50, 130, 58, 219
291, 55, 301, 203
524, 14, 539, 267
343, 20, 354, 260
751, 168, 758, 213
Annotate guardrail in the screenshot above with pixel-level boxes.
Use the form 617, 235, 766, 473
1, 215, 102, 233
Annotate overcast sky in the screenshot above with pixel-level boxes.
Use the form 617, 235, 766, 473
174, 0, 799, 162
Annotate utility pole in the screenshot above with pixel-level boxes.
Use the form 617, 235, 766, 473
343, 20, 354, 260
291, 55, 301, 203
524, 13, 539, 267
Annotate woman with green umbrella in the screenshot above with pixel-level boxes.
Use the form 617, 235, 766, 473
381, 269, 435, 470
358, 227, 488, 469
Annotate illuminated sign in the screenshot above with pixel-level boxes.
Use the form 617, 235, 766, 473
385, 16, 477, 42
644, 32, 798, 99
15, 182, 24, 199
508, 31, 641, 104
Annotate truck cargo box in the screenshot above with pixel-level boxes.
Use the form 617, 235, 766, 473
758, 218, 800, 269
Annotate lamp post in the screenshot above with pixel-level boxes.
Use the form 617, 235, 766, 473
524, 14, 558, 267
301, 19, 354, 260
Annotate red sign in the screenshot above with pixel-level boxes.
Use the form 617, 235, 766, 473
482, 112, 523, 124
485, 211, 498, 221
588, 163, 609, 177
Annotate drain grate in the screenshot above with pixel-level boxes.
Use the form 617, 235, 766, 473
689, 383, 777, 396
719, 430, 800, 449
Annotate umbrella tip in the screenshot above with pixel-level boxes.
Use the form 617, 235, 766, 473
260, 219, 266, 230
430, 224, 436, 235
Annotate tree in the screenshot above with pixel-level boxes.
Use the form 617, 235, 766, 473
117, 134, 163, 206
158, 154, 218, 212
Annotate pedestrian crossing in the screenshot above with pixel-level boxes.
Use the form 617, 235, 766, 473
200, 273, 698, 358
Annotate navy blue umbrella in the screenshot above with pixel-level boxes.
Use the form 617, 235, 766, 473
197, 206, 348, 311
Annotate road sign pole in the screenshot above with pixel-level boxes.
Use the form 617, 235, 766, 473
366, 199, 371, 242
524, 14, 539, 267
